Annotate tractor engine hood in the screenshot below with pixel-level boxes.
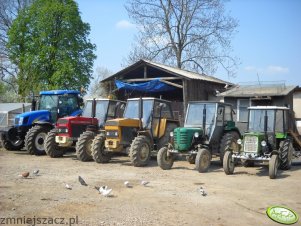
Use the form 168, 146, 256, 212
14, 110, 51, 127
56, 116, 98, 127
173, 127, 203, 151
105, 118, 141, 127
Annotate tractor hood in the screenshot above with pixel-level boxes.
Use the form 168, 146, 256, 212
14, 110, 51, 127
105, 118, 141, 127
173, 127, 203, 151
56, 116, 98, 127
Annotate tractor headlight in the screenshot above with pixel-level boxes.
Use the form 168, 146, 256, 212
170, 131, 174, 137
261, 140, 267, 147
194, 132, 199, 138
106, 131, 110, 136
114, 131, 118, 137
237, 139, 242, 145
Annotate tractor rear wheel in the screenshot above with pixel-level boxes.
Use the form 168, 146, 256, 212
223, 151, 235, 175
195, 148, 211, 173
76, 131, 95, 161
219, 131, 240, 164
44, 129, 64, 158
269, 154, 279, 179
92, 134, 111, 163
25, 125, 50, 155
157, 147, 174, 170
279, 139, 293, 170
130, 135, 152, 167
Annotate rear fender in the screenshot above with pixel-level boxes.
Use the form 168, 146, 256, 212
137, 130, 153, 147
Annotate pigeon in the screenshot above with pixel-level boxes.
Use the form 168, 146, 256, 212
19, 172, 30, 178
102, 188, 112, 197
33, 169, 39, 175
124, 181, 131, 187
198, 186, 207, 196
99, 186, 108, 194
78, 176, 87, 186
65, 184, 72, 190
141, 180, 149, 186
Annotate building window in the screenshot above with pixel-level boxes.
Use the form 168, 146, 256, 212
237, 99, 249, 122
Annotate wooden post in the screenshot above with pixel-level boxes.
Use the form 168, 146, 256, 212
144, 65, 147, 78
182, 79, 188, 119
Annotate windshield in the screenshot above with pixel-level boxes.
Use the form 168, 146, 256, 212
82, 100, 93, 117
185, 103, 216, 127
39, 95, 58, 111
248, 109, 275, 132
95, 100, 109, 126
123, 99, 154, 127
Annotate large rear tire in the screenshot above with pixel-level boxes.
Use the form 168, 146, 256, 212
223, 151, 235, 175
219, 131, 240, 164
92, 134, 111, 163
44, 129, 64, 158
129, 135, 152, 167
25, 125, 51, 155
76, 131, 95, 161
195, 148, 211, 173
157, 147, 174, 170
269, 154, 279, 179
279, 139, 293, 170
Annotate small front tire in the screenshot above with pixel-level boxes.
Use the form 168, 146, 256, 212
223, 151, 235, 175
157, 147, 174, 170
195, 148, 211, 173
269, 154, 279, 179
44, 129, 64, 158
129, 135, 152, 167
92, 134, 111, 163
76, 131, 95, 161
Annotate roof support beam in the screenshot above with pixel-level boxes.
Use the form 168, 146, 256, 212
124, 77, 180, 82
159, 80, 183, 89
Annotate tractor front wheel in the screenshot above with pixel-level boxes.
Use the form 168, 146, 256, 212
92, 134, 111, 163
223, 151, 235, 175
1, 139, 24, 151
269, 154, 279, 179
195, 148, 211, 173
25, 125, 50, 155
44, 129, 64, 158
76, 131, 95, 161
279, 139, 293, 170
130, 135, 152, 167
157, 147, 174, 170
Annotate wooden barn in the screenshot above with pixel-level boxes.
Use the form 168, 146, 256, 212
101, 59, 232, 124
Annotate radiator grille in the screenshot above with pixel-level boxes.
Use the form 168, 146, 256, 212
243, 136, 258, 153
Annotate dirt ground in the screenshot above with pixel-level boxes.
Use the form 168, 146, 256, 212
0, 148, 300, 226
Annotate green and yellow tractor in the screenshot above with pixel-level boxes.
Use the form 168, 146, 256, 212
157, 101, 240, 172
223, 106, 301, 179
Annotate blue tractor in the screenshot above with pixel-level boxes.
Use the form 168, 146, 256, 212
0, 90, 82, 155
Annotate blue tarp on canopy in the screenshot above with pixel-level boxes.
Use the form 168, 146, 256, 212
115, 79, 176, 93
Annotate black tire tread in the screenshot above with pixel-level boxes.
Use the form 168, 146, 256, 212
157, 147, 174, 170
91, 134, 111, 163
219, 131, 240, 164
44, 129, 64, 158
76, 131, 95, 161
129, 135, 151, 167
25, 125, 50, 155
279, 139, 293, 170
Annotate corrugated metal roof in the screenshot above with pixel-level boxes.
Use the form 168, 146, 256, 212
218, 84, 297, 97
0, 103, 31, 113
102, 59, 231, 85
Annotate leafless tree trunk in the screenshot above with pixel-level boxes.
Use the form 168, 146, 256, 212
0, 0, 31, 94
125, 0, 239, 76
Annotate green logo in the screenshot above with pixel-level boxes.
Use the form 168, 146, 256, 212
266, 206, 299, 225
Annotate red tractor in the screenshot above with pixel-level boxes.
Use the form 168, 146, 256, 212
44, 98, 125, 158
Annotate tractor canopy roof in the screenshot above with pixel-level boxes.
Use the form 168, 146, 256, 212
248, 106, 289, 110
127, 97, 171, 103
40, 90, 80, 95
188, 101, 233, 107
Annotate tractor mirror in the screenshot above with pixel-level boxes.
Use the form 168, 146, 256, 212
159, 103, 166, 108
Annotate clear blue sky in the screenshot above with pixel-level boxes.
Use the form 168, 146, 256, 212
76, 0, 301, 86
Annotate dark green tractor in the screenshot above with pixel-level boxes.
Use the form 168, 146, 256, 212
223, 106, 295, 179
157, 101, 240, 172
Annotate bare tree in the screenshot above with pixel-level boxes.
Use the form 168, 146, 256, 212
0, 0, 31, 95
125, 0, 239, 76
89, 67, 114, 98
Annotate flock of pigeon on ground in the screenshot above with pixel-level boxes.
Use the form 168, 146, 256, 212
18, 170, 207, 197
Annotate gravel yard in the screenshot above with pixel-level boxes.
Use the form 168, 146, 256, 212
0, 148, 300, 226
